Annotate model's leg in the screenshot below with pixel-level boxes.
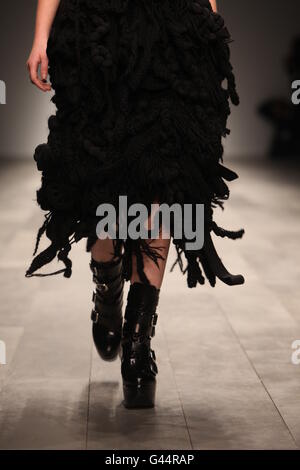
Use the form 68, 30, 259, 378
121, 203, 171, 408
89, 237, 124, 362
130, 236, 171, 289
91, 237, 116, 263
131, 200, 171, 288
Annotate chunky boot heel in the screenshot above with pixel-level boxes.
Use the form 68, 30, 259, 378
123, 378, 157, 409
90, 257, 124, 361
121, 282, 160, 409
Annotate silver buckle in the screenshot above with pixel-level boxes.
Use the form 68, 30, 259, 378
91, 309, 99, 323
96, 283, 109, 294
150, 314, 158, 337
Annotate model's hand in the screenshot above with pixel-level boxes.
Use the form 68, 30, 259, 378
27, 43, 51, 92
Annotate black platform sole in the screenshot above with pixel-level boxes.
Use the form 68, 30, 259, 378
123, 378, 156, 409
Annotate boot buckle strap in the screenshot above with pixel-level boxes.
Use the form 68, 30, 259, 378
90, 260, 123, 281
133, 322, 155, 338
91, 308, 100, 323
150, 349, 156, 361
98, 283, 109, 294
150, 314, 158, 337
92, 289, 109, 303
92, 277, 109, 294
130, 314, 158, 338
91, 265, 99, 277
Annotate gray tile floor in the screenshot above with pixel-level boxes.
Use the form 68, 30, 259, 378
0, 158, 300, 449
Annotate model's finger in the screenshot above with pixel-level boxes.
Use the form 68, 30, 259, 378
40, 55, 49, 82
31, 69, 44, 90
29, 62, 42, 88
29, 60, 49, 91
40, 56, 51, 91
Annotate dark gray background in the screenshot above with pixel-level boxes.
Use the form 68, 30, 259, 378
0, 0, 299, 160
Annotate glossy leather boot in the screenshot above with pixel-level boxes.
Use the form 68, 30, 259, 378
90, 258, 124, 361
121, 282, 160, 409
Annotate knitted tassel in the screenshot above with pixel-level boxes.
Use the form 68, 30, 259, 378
32, 212, 52, 256
57, 244, 73, 278
25, 243, 59, 277
185, 256, 205, 288
212, 222, 245, 240
198, 251, 217, 287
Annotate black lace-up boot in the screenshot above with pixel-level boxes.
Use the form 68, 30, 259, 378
90, 258, 124, 361
121, 282, 160, 409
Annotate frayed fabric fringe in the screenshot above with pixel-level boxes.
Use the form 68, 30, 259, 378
26, 0, 245, 287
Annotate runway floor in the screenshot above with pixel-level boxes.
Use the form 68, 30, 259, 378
0, 158, 300, 450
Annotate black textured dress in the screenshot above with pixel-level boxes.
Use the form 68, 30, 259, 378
26, 0, 245, 288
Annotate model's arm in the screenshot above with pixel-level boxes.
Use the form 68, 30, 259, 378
27, 0, 60, 92
210, 0, 218, 12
